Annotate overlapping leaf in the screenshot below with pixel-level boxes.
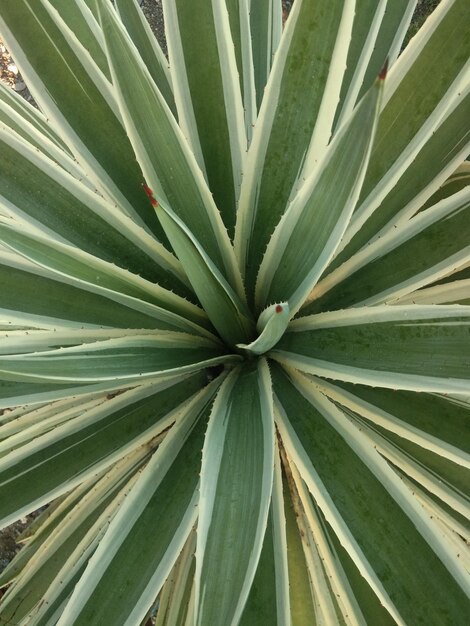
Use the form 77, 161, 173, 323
273, 366, 470, 625
0, 1, 468, 625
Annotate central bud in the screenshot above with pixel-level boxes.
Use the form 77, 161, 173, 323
236, 302, 290, 356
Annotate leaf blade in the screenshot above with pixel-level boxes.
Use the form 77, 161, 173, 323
273, 366, 470, 626
255, 72, 384, 314
195, 360, 275, 626
273, 305, 470, 393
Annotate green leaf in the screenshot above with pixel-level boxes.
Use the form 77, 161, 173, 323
234, 0, 354, 299
255, 73, 383, 314
195, 360, 275, 626
0, 79, 71, 154
0, 255, 181, 332
333, 0, 470, 264
0, 376, 206, 528
420, 161, 470, 212
55, 384, 217, 626
273, 366, 470, 626
240, 441, 290, 626
0, 332, 231, 383
114, 0, 175, 115
97, 0, 243, 290
163, 0, 246, 237
225, 0, 257, 139
0, 125, 187, 293
309, 379, 470, 526
300, 497, 397, 626
0, 217, 212, 336
316, 380, 470, 460
0, 448, 149, 624
45, 0, 111, 80
354, 414, 470, 519
238, 523, 279, 626
249, 0, 282, 113
334, 90, 470, 272
306, 186, 470, 312
155, 199, 255, 346
333, 0, 415, 130
0, 0, 165, 237
273, 305, 470, 393
0, 378, 107, 411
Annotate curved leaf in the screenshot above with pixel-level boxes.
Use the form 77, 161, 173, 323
97, 0, 243, 291
306, 186, 470, 312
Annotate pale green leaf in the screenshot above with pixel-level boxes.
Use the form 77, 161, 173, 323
0, 253, 180, 332
0, 79, 70, 154
237, 302, 289, 355
97, 0, 243, 291
154, 531, 196, 626
0, 376, 206, 529
273, 305, 470, 393
0, 125, 187, 293
396, 279, 470, 306
163, 0, 246, 237
333, 0, 470, 264
0, 0, 165, 236
240, 440, 290, 626
281, 462, 317, 626
255, 73, 383, 314
334, 0, 415, 129
290, 466, 372, 626
0, 448, 148, 624
315, 379, 470, 462
45, 0, 110, 79
55, 384, 217, 626
115, 0, 175, 114
306, 186, 470, 312
0, 332, 230, 383
273, 366, 470, 626
0, 217, 212, 336
155, 199, 255, 346
249, 0, 282, 113
234, 0, 353, 298
226, 0, 257, 140
195, 360, 275, 626
287, 461, 361, 625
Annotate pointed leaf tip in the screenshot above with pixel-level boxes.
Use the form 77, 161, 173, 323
379, 58, 389, 81
143, 183, 158, 207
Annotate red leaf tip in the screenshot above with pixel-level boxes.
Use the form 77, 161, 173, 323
275, 304, 283, 313
379, 58, 389, 81
143, 183, 158, 207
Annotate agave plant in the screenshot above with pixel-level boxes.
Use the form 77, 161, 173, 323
0, 0, 469, 624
